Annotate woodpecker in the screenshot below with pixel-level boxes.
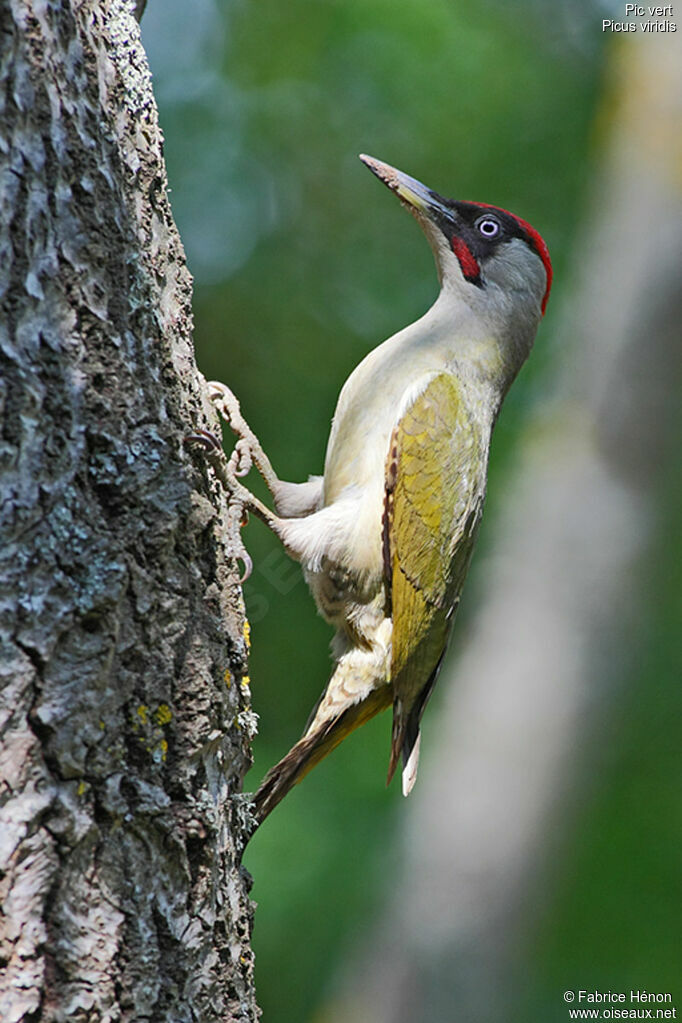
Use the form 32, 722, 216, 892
202, 155, 552, 823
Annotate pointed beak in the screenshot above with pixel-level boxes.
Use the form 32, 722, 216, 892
359, 154, 451, 223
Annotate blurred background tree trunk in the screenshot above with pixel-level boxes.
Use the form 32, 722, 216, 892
0, 2, 258, 1020
325, 33, 681, 1023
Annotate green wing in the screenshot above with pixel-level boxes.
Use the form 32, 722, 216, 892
384, 372, 485, 791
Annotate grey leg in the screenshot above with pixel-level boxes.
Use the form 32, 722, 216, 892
187, 428, 285, 581
207, 381, 281, 496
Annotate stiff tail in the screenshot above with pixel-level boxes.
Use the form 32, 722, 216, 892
386, 710, 421, 796
386, 652, 446, 796
254, 685, 391, 823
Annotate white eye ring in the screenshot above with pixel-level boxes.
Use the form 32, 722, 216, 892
476, 216, 501, 238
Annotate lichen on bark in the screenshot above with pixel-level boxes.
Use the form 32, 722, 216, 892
0, 2, 259, 1020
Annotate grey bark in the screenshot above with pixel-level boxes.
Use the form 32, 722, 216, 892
0, 2, 258, 1021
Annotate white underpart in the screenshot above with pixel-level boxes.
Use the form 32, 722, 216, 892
279, 488, 369, 574
272, 475, 323, 518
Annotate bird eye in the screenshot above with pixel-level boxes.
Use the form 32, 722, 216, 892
476, 216, 501, 239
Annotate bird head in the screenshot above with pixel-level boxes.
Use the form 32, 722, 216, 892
360, 154, 553, 319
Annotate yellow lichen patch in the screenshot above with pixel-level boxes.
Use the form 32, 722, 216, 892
99, 719, 105, 730
136, 704, 149, 725
155, 703, 172, 726
243, 619, 251, 648
77, 780, 88, 797
240, 675, 251, 689
224, 668, 232, 688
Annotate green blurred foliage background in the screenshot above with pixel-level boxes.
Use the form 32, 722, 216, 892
143, 2, 680, 1020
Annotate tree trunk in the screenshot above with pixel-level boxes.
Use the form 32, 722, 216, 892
0, 2, 258, 1020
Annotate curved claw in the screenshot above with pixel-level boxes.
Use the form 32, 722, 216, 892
207, 379, 237, 401
188, 410, 258, 587
237, 549, 253, 582
207, 380, 241, 422
185, 428, 222, 452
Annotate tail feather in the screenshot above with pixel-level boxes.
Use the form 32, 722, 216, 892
387, 651, 446, 794
386, 709, 421, 793
254, 685, 391, 823
401, 731, 421, 796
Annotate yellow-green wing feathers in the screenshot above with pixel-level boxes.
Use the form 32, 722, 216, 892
384, 373, 485, 790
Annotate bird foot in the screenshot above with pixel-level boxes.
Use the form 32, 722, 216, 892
185, 428, 254, 581
206, 380, 279, 493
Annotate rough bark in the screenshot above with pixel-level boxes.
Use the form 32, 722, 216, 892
0, 2, 258, 1021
